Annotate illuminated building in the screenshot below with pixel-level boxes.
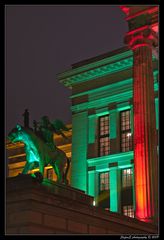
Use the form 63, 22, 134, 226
6, 6, 159, 226
57, 6, 159, 224
57, 46, 158, 221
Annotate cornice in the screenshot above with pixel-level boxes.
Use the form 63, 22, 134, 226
58, 50, 133, 88
58, 50, 157, 88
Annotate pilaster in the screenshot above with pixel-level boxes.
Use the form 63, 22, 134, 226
110, 167, 120, 212
71, 111, 88, 192
88, 170, 99, 202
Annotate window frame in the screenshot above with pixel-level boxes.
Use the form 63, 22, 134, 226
98, 115, 110, 157
120, 109, 133, 152
121, 168, 133, 188
99, 171, 110, 192
47, 168, 54, 180
123, 205, 134, 218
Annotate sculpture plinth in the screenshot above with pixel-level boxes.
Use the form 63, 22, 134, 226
6, 174, 158, 234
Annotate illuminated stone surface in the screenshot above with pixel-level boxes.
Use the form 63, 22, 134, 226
6, 174, 158, 234
122, 6, 159, 223
6, 6, 159, 228
57, 40, 158, 224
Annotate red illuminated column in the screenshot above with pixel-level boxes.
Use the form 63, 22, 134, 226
125, 28, 158, 223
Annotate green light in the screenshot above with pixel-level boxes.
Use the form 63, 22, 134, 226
58, 45, 158, 214
58, 50, 133, 87
88, 170, 96, 197
117, 102, 131, 112
110, 111, 117, 139
88, 115, 96, 144
87, 151, 134, 166
96, 109, 109, 116
118, 164, 132, 169
110, 168, 118, 212
8, 125, 70, 183
71, 90, 132, 113
71, 78, 133, 99
30, 173, 36, 178
155, 98, 159, 130
71, 112, 88, 192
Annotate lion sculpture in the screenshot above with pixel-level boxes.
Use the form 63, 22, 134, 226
8, 124, 70, 184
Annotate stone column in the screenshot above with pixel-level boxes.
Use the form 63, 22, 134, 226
125, 27, 158, 223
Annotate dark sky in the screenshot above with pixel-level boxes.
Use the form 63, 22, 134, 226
5, 5, 128, 134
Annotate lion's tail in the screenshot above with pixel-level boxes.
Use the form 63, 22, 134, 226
64, 157, 71, 184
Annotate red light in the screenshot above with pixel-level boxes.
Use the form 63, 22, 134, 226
152, 24, 158, 33
120, 6, 130, 15
133, 45, 155, 222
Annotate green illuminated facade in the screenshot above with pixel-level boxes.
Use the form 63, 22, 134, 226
58, 46, 158, 218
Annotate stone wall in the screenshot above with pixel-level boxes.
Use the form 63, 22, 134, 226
6, 175, 158, 235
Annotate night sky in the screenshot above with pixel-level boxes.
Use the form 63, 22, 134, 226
5, 5, 128, 134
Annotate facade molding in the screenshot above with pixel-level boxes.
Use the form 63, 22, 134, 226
71, 71, 158, 114
58, 50, 133, 85
70, 69, 158, 99
71, 78, 132, 99
59, 57, 133, 88
71, 90, 132, 113
58, 52, 157, 89
87, 151, 134, 166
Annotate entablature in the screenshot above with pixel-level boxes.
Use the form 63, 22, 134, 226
58, 48, 157, 89
58, 50, 133, 88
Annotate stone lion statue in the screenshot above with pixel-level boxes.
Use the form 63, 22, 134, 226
8, 124, 70, 184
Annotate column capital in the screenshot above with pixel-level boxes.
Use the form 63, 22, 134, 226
120, 6, 158, 32
125, 27, 158, 51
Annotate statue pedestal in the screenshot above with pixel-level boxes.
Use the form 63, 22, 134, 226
6, 175, 158, 234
